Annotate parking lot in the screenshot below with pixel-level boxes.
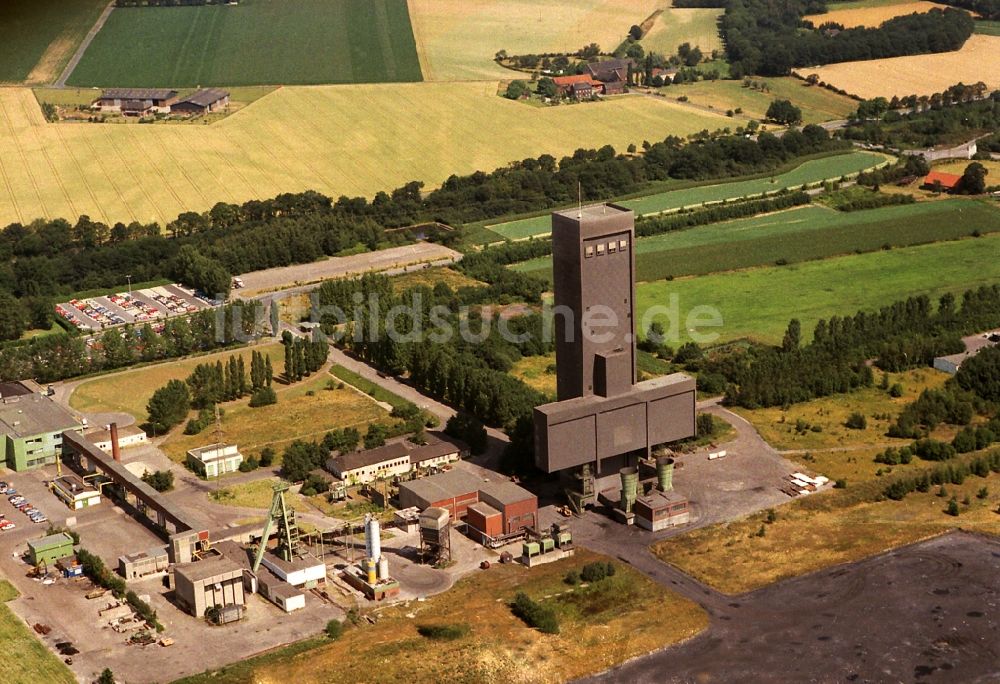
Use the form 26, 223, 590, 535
55, 284, 217, 333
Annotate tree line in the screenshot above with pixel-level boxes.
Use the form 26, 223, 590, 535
0, 300, 261, 383
697, 286, 1000, 408
722, 0, 974, 77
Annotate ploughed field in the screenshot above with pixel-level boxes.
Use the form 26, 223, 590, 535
67, 0, 422, 87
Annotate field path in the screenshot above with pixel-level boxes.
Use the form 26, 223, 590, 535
55, 0, 116, 87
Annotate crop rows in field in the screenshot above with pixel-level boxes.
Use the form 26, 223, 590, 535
0, 83, 732, 227
516, 200, 1000, 283
68, 0, 422, 87
490, 151, 889, 240
635, 231, 1000, 346
0, 0, 106, 83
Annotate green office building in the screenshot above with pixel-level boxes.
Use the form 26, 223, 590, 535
0, 387, 82, 472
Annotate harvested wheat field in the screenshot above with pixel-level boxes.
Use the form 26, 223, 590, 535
408, 0, 661, 81
798, 34, 1000, 98
642, 4, 723, 55
804, 0, 951, 29
0, 82, 730, 227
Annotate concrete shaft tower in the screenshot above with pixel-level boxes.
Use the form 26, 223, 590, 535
551, 204, 636, 401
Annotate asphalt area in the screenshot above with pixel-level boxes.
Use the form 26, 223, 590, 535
56, 284, 214, 333
584, 532, 1000, 684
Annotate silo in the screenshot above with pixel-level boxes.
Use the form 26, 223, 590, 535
364, 514, 381, 562
619, 467, 638, 513
378, 555, 390, 580
656, 457, 675, 492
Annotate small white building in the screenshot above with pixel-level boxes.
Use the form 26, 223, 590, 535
187, 443, 243, 478
85, 424, 147, 454
409, 440, 463, 470
50, 475, 101, 510
261, 552, 326, 589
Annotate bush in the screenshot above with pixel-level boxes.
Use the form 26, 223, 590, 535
564, 570, 580, 585
511, 592, 559, 634
580, 561, 616, 583
249, 386, 277, 407
845, 412, 867, 430
325, 619, 344, 639
259, 447, 275, 467
416, 623, 470, 640
946, 497, 960, 516
141, 470, 174, 492
696, 412, 716, 437
126, 590, 163, 632
889, 383, 904, 398
238, 456, 259, 473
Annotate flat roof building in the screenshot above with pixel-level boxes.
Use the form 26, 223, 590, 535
397, 469, 483, 519
173, 556, 246, 618
187, 443, 243, 478
85, 424, 147, 454
0, 393, 82, 471
634, 490, 690, 531
50, 474, 101, 510
119, 547, 169, 580
28, 532, 75, 568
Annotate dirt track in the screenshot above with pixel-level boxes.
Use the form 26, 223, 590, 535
583, 532, 1000, 684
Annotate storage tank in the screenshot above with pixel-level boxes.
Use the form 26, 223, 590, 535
619, 467, 638, 513
656, 457, 675, 492
364, 514, 381, 562
378, 555, 390, 580
365, 558, 377, 585
419, 507, 451, 544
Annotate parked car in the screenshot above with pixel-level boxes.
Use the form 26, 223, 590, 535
0, 521, 16, 531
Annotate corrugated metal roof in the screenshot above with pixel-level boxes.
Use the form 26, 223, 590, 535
176, 88, 230, 107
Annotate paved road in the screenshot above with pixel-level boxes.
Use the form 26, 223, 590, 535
54, 0, 115, 87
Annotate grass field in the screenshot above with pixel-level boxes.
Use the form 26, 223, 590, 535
642, 5, 723, 55
328, 365, 417, 413
161, 372, 388, 462
0, 0, 106, 84
68, 0, 422, 87
798, 35, 1000, 98
0, 579, 75, 684
390, 266, 483, 293
735, 368, 950, 452
975, 19, 1000, 35
0, 83, 731, 227
210, 477, 308, 512
635, 231, 1000, 346
933, 159, 1000, 178
408, 0, 662, 81
664, 77, 859, 125
654, 455, 1000, 594
516, 201, 1000, 281
491, 152, 889, 239
804, 0, 950, 29
70, 344, 286, 422
175, 550, 706, 684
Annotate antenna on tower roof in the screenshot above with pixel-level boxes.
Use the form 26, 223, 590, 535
577, 182, 583, 219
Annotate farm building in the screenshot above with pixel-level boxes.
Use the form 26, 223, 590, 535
586, 58, 632, 83
0, 392, 82, 471
922, 170, 962, 192
93, 88, 179, 115
172, 88, 231, 115
28, 533, 75, 568
409, 439, 463, 470
187, 443, 243, 478
397, 469, 483, 519
50, 474, 101, 510
552, 74, 603, 99
327, 442, 411, 485
85, 424, 147, 454
173, 555, 247, 619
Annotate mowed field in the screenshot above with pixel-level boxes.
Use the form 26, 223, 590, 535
798, 34, 1000, 98
665, 77, 859, 124
407, 0, 662, 81
804, 0, 951, 29
68, 0, 421, 87
0, 83, 731, 227
515, 200, 1000, 281
0, 0, 107, 84
642, 4, 723, 54
491, 152, 889, 239
635, 231, 1000, 345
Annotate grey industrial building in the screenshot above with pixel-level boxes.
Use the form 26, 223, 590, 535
173, 556, 246, 618
533, 205, 696, 506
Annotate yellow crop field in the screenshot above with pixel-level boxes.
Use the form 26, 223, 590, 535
798, 35, 1000, 98
0, 82, 732, 227
642, 5, 723, 55
407, 0, 662, 81
804, 0, 951, 29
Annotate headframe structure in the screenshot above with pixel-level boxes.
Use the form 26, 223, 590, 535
533, 204, 696, 508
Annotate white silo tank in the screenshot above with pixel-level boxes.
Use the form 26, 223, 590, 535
364, 514, 381, 561
378, 555, 389, 580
